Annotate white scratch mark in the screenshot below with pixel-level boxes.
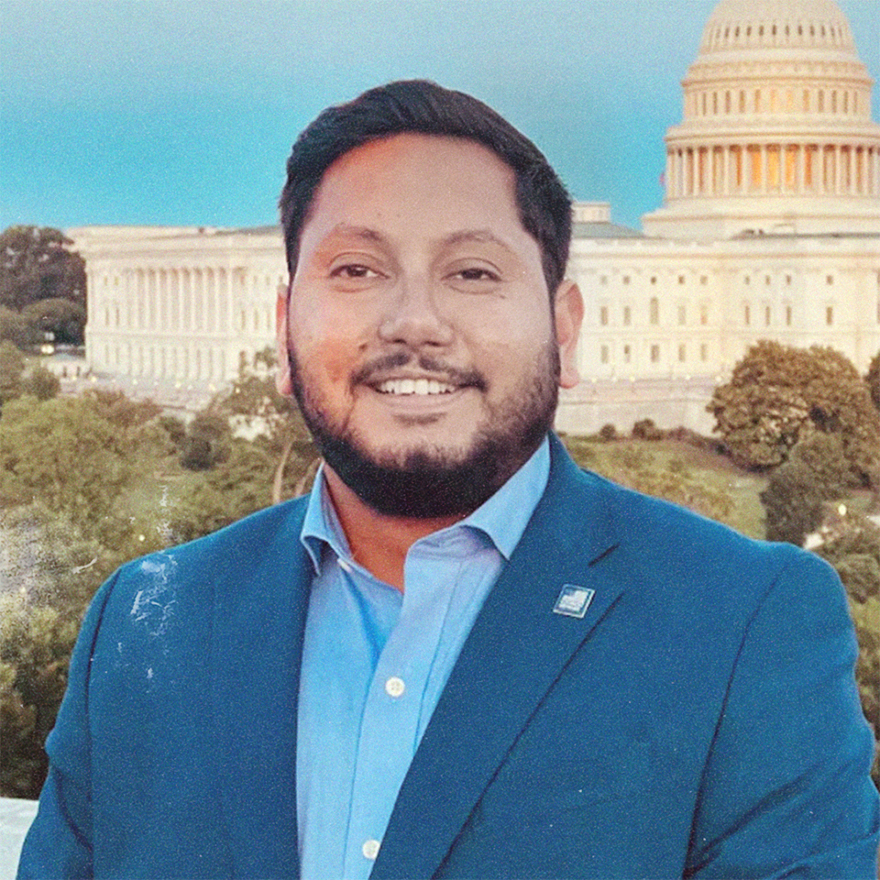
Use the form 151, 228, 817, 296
129, 554, 179, 637
71, 557, 98, 574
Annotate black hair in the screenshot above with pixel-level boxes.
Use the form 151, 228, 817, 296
279, 79, 572, 297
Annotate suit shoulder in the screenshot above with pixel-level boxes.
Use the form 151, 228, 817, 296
575, 466, 835, 593
123, 494, 309, 572
100, 495, 310, 624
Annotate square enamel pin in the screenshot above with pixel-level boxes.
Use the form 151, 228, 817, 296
553, 584, 596, 619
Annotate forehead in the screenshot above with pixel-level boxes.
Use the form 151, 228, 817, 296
300, 133, 530, 247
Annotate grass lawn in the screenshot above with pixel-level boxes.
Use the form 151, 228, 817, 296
561, 433, 770, 540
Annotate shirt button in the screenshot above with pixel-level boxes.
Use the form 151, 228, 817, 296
385, 676, 405, 698
362, 838, 381, 861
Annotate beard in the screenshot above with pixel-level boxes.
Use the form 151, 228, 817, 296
288, 345, 560, 519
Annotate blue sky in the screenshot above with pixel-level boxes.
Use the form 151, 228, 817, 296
1, 0, 877, 232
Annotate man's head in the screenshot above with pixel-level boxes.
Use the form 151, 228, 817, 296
277, 81, 583, 519
279, 79, 572, 299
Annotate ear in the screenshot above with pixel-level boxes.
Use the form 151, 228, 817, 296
275, 282, 293, 396
554, 280, 583, 389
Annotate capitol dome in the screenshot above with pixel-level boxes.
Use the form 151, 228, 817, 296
642, 0, 880, 238
700, 0, 856, 56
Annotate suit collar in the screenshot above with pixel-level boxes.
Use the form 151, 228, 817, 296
372, 434, 624, 879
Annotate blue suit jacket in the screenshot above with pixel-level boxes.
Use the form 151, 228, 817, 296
18, 435, 880, 878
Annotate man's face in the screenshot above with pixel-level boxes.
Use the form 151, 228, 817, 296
277, 133, 582, 517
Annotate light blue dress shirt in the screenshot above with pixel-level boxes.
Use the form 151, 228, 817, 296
296, 437, 550, 880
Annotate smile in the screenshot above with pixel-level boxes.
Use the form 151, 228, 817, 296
376, 378, 457, 396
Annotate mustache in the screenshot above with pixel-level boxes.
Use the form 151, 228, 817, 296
350, 351, 488, 391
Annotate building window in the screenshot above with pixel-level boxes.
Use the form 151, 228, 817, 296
600, 275, 608, 285
650, 344, 660, 363
744, 304, 751, 325
623, 275, 631, 285
765, 275, 771, 286
600, 305, 609, 326
678, 275, 685, 285
700, 303, 709, 325
678, 304, 686, 325
650, 297, 660, 325
700, 343, 708, 361
765, 305, 771, 326
786, 304, 793, 326
743, 275, 750, 285
600, 345, 609, 364
826, 275, 834, 285
650, 276, 657, 285
700, 275, 707, 285
785, 273, 792, 286
623, 345, 631, 364
623, 305, 631, 326
826, 306, 834, 326
678, 344, 686, 363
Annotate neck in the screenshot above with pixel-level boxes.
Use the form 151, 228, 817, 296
323, 466, 465, 591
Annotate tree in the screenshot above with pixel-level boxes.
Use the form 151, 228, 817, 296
866, 351, 880, 413
812, 513, 880, 786
21, 365, 60, 401
0, 226, 86, 312
207, 348, 316, 499
180, 411, 232, 471
709, 341, 880, 483
0, 306, 40, 349
760, 434, 851, 546
0, 340, 25, 409
21, 297, 87, 346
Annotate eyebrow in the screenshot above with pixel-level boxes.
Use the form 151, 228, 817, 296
324, 224, 516, 255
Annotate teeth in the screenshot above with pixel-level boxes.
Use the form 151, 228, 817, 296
377, 378, 456, 396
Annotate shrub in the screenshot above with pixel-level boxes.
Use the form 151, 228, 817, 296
632, 418, 664, 441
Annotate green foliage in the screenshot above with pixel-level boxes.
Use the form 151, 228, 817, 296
866, 351, 880, 413
0, 306, 40, 349
21, 297, 87, 346
0, 226, 85, 312
709, 341, 880, 483
564, 436, 734, 526
0, 340, 25, 408
813, 514, 880, 785
21, 365, 60, 401
1, 593, 80, 798
760, 459, 828, 546
180, 411, 232, 471
169, 441, 277, 542
632, 418, 664, 441
761, 434, 854, 546
598, 423, 618, 442
80, 388, 162, 430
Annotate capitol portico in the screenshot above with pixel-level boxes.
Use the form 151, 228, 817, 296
72, 0, 880, 434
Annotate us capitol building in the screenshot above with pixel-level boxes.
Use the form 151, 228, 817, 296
71, 0, 880, 434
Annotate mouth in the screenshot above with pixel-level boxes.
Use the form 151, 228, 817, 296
375, 378, 458, 396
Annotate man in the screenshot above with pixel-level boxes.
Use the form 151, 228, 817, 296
18, 80, 879, 878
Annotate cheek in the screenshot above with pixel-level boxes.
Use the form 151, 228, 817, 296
289, 311, 365, 392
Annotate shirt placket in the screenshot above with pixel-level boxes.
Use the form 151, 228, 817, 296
341, 544, 461, 877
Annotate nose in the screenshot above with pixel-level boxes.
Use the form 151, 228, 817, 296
377, 277, 454, 349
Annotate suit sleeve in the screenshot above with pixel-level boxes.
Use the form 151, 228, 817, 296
16, 571, 119, 880
685, 547, 880, 879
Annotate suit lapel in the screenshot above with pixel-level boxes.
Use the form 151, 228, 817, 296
372, 437, 625, 880
212, 500, 311, 878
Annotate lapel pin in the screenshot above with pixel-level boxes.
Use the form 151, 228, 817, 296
553, 584, 596, 619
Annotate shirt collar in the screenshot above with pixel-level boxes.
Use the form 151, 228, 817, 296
300, 435, 551, 573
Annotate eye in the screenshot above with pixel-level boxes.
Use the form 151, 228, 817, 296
454, 267, 500, 282
330, 263, 382, 279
